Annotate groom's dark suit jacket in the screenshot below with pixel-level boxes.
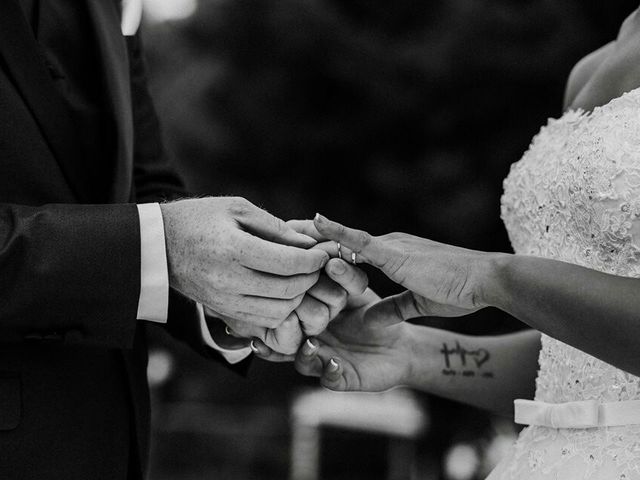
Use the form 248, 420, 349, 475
0, 1, 233, 478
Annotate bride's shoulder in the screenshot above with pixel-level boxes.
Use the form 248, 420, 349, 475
566, 10, 640, 112
563, 41, 615, 111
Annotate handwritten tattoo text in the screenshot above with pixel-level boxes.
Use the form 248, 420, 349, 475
440, 341, 493, 379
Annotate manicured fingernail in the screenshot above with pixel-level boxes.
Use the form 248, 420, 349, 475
250, 340, 259, 353
328, 358, 339, 372
315, 213, 326, 223
329, 259, 347, 275
304, 338, 318, 354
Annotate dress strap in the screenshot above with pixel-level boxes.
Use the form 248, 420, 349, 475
514, 398, 640, 428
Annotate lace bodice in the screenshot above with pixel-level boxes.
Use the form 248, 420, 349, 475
492, 87, 640, 479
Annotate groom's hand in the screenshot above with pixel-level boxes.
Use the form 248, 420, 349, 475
218, 258, 369, 356
160, 197, 329, 327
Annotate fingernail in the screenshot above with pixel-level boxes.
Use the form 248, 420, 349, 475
300, 233, 316, 244
315, 213, 326, 223
329, 259, 347, 275
328, 358, 339, 372
304, 338, 318, 354
250, 340, 259, 354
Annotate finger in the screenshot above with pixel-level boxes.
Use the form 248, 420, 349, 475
314, 214, 389, 267
286, 219, 325, 241
306, 273, 348, 323
210, 293, 305, 328
295, 294, 331, 336
294, 338, 324, 376
202, 313, 254, 348
264, 312, 304, 355
320, 357, 346, 391
324, 258, 368, 296
251, 339, 296, 362
218, 315, 268, 340
235, 269, 320, 299
233, 200, 317, 248
346, 287, 381, 310
239, 233, 329, 275
363, 291, 421, 327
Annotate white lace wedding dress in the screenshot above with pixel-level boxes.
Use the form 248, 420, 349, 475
489, 87, 640, 479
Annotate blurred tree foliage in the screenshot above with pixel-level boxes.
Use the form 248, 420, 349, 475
144, 1, 639, 478
145, 0, 637, 301
147, 0, 632, 249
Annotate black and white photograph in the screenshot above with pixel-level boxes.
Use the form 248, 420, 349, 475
1, 0, 640, 479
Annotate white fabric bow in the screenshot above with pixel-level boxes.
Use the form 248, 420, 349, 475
514, 399, 600, 428
121, 0, 143, 36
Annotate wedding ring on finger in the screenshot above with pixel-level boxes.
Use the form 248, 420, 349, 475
225, 325, 233, 336
351, 251, 357, 265
337, 242, 343, 260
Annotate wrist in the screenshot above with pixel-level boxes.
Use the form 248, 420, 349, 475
404, 325, 462, 392
402, 324, 434, 389
475, 252, 513, 310
158, 201, 184, 291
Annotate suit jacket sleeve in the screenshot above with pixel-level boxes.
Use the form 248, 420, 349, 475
0, 202, 141, 348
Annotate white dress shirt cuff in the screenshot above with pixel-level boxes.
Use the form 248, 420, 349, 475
197, 304, 253, 364
136, 203, 169, 323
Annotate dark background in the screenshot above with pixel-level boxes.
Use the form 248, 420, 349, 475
142, 1, 639, 478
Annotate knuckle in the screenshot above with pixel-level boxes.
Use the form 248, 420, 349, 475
274, 303, 294, 321
335, 289, 348, 310
309, 300, 330, 322
285, 276, 313, 299
323, 284, 346, 309
227, 197, 253, 217
315, 253, 329, 270
304, 306, 330, 335
289, 294, 305, 312
306, 270, 321, 287
265, 317, 284, 329
357, 230, 372, 250
273, 216, 287, 235
382, 232, 402, 241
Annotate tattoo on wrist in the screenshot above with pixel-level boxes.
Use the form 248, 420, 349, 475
440, 341, 493, 379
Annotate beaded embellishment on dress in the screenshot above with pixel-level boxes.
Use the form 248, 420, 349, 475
492, 87, 640, 480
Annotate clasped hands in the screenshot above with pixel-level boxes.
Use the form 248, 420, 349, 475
161, 197, 496, 390
160, 197, 369, 356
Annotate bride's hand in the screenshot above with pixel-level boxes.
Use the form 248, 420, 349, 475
313, 214, 497, 321
295, 282, 415, 392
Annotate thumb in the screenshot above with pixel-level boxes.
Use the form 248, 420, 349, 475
314, 214, 390, 268
325, 258, 369, 296
238, 202, 316, 248
364, 291, 422, 328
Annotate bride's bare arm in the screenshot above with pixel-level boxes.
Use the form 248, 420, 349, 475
406, 327, 540, 416
485, 255, 640, 378
312, 215, 640, 380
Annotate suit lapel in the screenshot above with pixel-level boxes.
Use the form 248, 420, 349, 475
0, 0, 93, 202
86, 0, 134, 203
